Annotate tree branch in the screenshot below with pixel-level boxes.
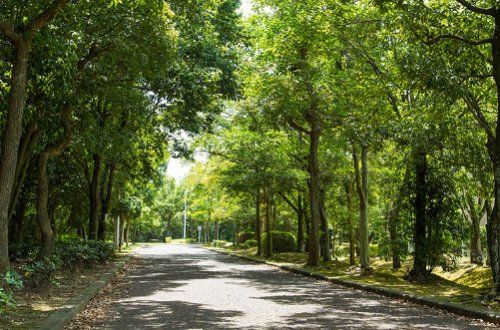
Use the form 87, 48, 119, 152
26, 0, 71, 34
0, 20, 20, 44
424, 34, 492, 46
462, 92, 495, 142
455, 0, 496, 16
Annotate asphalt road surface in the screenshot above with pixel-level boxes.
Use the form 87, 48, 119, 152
92, 244, 492, 329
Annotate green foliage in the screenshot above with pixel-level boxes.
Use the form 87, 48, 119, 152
164, 237, 173, 243
0, 270, 23, 311
240, 239, 258, 249
237, 231, 255, 244
262, 231, 297, 253
212, 240, 228, 248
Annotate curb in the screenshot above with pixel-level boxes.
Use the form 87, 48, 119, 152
38, 252, 135, 330
204, 247, 500, 325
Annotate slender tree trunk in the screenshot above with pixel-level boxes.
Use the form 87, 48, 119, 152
297, 192, 304, 252
88, 154, 101, 240
468, 197, 483, 265
353, 144, 370, 271
255, 190, 262, 256
319, 189, 331, 261
410, 150, 428, 277
9, 192, 26, 245
214, 221, 219, 240
36, 105, 72, 261
98, 164, 115, 240
345, 178, 356, 265
307, 115, 321, 266
8, 122, 39, 222
0, 41, 30, 272
265, 190, 272, 258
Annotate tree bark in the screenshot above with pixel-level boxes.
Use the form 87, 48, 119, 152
307, 112, 321, 266
214, 221, 219, 240
0, 41, 30, 272
36, 105, 72, 261
468, 196, 484, 265
297, 192, 304, 252
410, 150, 428, 277
88, 154, 102, 240
255, 190, 262, 256
319, 189, 331, 261
344, 177, 356, 265
353, 144, 370, 271
265, 189, 272, 258
98, 164, 115, 240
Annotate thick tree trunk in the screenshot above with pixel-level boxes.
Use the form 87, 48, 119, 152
353, 144, 370, 271
0, 41, 30, 272
255, 190, 262, 256
36, 105, 72, 261
410, 150, 428, 277
88, 154, 101, 240
319, 189, 331, 261
307, 116, 321, 266
98, 164, 115, 240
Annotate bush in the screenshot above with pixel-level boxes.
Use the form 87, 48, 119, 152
212, 240, 227, 248
0, 271, 23, 311
237, 231, 255, 244
56, 239, 115, 271
240, 239, 257, 249
22, 258, 61, 290
9, 242, 39, 260
164, 236, 173, 243
262, 231, 296, 253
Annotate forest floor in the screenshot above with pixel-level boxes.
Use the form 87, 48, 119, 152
0, 243, 139, 330
214, 245, 499, 314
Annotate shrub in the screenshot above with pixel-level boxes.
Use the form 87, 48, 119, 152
237, 231, 255, 244
240, 239, 257, 249
165, 236, 173, 243
9, 242, 39, 260
22, 258, 61, 290
0, 270, 23, 311
212, 240, 227, 248
55, 240, 115, 271
262, 231, 296, 253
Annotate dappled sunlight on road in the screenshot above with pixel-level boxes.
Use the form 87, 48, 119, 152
99, 244, 490, 329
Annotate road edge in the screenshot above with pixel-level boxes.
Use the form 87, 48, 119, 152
37, 251, 136, 330
204, 246, 500, 325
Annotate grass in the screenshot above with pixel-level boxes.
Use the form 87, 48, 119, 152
214, 245, 499, 313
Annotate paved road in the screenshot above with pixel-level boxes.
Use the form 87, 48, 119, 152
98, 244, 490, 329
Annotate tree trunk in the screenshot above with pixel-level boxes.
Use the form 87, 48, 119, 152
36, 105, 72, 261
388, 206, 401, 269
344, 178, 356, 265
0, 41, 30, 272
297, 192, 304, 253
255, 190, 262, 256
468, 197, 484, 265
98, 164, 115, 240
319, 189, 331, 261
265, 190, 272, 258
307, 114, 321, 266
410, 150, 428, 277
8, 121, 39, 222
9, 192, 26, 245
88, 154, 101, 240
353, 144, 370, 271
214, 221, 219, 240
